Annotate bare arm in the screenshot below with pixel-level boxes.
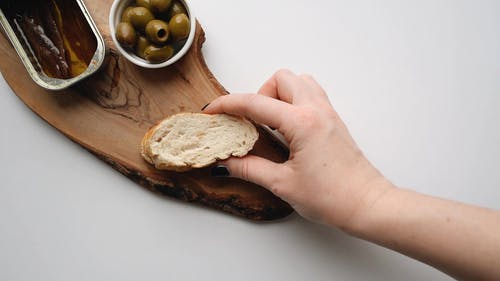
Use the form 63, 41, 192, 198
203, 69, 500, 281
349, 186, 500, 281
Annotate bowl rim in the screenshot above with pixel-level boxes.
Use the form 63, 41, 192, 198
109, 0, 196, 69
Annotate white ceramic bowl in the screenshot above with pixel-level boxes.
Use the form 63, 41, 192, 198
109, 0, 196, 68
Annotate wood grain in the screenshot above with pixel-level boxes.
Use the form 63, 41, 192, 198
0, 0, 293, 220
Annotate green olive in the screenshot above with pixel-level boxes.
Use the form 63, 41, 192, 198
121, 7, 135, 23
115, 22, 137, 48
145, 19, 169, 44
169, 13, 190, 40
171, 38, 187, 52
135, 36, 150, 59
144, 45, 174, 62
168, 1, 186, 18
130, 7, 155, 30
136, 0, 152, 10
151, 0, 172, 13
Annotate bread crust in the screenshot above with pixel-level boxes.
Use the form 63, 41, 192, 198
140, 122, 159, 165
141, 113, 258, 172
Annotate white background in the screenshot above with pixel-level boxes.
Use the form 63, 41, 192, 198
1, 1, 499, 280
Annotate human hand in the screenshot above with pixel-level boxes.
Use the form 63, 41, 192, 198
205, 70, 500, 281
203, 70, 394, 228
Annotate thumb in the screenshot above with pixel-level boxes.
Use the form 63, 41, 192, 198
214, 155, 283, 191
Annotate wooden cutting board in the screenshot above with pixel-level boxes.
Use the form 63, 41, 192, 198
0, 0, 293, 220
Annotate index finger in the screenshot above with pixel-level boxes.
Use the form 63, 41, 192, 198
203, 93, 294, 135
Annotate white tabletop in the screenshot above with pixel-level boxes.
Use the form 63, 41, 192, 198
1, 1, 499, 280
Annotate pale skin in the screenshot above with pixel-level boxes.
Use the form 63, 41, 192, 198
203, 69, 500, 281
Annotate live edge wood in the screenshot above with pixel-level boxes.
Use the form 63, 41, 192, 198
0, 0, 293, 220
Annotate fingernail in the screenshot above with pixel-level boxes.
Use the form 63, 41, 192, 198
201, 103, 210, 111
210, 165, 230, 177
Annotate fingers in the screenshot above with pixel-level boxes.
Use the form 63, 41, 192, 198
257, 69, 299, 103
218, 155, 285, 195
298, 74, 330, 103
258, 69, 330, 106
203, 93, 294, 134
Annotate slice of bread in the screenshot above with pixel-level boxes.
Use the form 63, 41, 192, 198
141, 113, 259, 172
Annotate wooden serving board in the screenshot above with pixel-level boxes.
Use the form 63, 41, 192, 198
0, 0, 292, 220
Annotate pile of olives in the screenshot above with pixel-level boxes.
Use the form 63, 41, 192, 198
115, 0, 191, 63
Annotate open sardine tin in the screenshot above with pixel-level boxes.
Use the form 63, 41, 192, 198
0, 0, 106, 90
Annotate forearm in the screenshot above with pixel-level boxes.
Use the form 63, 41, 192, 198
345, 184, 500, 281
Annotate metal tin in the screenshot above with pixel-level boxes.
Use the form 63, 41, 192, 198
0, 0, 106, 91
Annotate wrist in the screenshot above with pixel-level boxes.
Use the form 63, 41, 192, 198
338, 176, 398, 235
